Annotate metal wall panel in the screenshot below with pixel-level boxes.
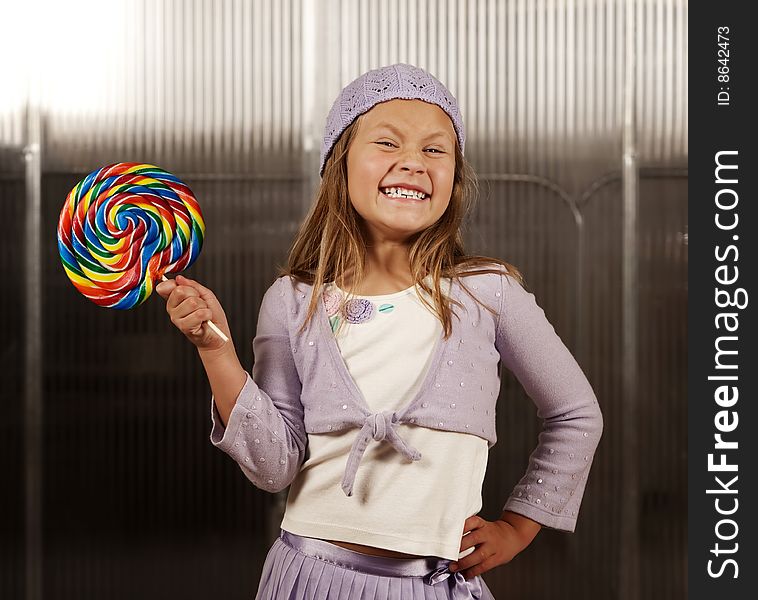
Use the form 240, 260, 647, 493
1, 1, 687, 598
7, 0, 302, 177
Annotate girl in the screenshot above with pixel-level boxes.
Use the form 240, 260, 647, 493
156, 63, 603, 600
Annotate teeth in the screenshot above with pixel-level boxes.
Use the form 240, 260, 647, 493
381, 187, 427, 200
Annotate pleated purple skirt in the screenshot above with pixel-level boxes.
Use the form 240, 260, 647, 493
254, 529, 496, 599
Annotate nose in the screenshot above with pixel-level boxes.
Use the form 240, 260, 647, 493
397, 149, 427, 174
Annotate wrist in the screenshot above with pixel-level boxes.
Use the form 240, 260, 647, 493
499, 510, 542, 548
198, 342, 238, 364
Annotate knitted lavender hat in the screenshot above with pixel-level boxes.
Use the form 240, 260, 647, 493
319, 63, 465, 177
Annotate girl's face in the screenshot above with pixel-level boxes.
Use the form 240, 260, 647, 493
346, 99, 456, 245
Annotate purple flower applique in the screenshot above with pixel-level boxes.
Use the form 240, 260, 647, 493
322, 288, 343, 316
342, 298, 375, 324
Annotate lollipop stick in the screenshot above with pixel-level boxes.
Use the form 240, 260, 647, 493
161, 275, 229, 343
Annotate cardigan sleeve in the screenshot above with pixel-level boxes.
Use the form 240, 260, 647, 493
494, 272, 603, 532
209, 277, 307, 493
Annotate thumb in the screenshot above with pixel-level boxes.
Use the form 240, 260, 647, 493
155, 277, 176, 300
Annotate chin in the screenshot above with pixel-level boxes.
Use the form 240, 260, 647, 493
381, 221, 430, 238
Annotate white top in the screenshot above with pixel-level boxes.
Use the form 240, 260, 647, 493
280, 279, 488, 560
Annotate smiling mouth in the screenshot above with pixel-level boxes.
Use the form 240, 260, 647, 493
379, 188, 429, 202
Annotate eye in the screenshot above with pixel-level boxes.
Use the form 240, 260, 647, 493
425, 148, 445, 154
375, 141, 397, 148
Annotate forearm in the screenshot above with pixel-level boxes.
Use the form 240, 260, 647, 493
500, 510, 542, 549
198, 344, 247, 428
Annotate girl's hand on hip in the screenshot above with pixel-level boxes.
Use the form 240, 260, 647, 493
448, 514, 538, 581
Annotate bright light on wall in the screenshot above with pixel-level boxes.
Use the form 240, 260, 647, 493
0, 0, 123, 115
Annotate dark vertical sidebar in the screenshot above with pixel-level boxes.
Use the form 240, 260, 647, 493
690, 3, 756, 599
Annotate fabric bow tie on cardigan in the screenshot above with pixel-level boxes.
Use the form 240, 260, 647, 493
340, 411, 422, 497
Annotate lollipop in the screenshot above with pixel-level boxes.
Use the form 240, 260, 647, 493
57, 162, 228, 343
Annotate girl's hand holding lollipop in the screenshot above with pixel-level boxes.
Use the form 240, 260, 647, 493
155, 275, 231, 353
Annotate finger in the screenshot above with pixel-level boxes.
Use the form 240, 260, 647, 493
451, 542, 481, 572
461, 554, 501, 581
172, 296, 209, 321
461, 514, 484, 536
452, 544, 491, 574
459, 529, 480, 553
165, 283, 200, 311
176, 275, 217, 303
176, 308, 214, 336
155, 279, 177, 300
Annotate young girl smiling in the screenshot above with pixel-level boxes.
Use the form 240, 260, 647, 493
157, 63, 603, 599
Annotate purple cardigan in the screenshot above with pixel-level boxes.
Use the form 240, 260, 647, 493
210, 268, 603, 532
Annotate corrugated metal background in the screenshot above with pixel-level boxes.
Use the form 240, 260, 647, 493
1, 0, 687, 598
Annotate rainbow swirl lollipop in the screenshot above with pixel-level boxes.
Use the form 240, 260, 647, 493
58, 162, 227, 341
57, 162, 203, 307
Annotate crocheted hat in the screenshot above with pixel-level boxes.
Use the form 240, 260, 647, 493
319, 63, 465, 177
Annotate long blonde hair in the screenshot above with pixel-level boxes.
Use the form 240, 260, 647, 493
275, 113, 525, 339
